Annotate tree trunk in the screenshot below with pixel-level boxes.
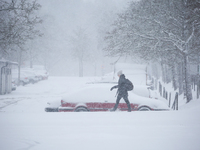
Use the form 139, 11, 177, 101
30, 50, 33, 68
166, 65, 170, 84
178, 62, 184, 95
183, 54, 192, 103
172, 63, 177, 90
161, 63, 166, 83
79, 58, 83, 77
17, 50, 22, 86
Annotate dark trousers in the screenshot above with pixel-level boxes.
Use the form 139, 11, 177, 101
113, 93, 131, 111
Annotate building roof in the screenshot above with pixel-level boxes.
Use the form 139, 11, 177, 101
0, 59, 18, 65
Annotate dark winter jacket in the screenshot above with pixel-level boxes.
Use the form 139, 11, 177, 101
111, 74, 128, 96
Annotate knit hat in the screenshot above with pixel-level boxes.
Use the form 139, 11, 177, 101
117, 70, 123, 76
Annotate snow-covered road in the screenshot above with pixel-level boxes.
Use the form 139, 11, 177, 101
0, 77, 200, 150
0, 77, 91, 112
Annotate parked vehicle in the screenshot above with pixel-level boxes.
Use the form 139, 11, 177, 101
21, 68, 39, 84
33, 65, 49, 80
45, 84, 169, 112
12, 71, 29, 86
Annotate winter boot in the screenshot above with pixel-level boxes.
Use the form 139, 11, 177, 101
110, 104, 118, 112
127, 104, 131, 112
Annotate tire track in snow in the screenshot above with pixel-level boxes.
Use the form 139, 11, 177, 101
0, 97, 31, 110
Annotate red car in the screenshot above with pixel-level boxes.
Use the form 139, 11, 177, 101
59, 100, 140, 112
45, 84, 169, 112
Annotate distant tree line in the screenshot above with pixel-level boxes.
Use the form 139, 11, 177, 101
104, 0, 200, 103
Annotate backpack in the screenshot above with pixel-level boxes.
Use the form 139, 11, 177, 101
125, 79, 134, 91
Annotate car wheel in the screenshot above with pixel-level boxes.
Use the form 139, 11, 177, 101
45, 107, 58, 112
75, 107, 88, 112
137, 106, 151, 111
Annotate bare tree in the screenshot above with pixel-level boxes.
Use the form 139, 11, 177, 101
0, 0, 43, 85
0, 0, 42, 58
69, 27, 91, 77
104, 0, 200, 102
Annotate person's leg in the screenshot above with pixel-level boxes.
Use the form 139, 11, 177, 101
112, 94, 122, 111
123, 95, 131, 112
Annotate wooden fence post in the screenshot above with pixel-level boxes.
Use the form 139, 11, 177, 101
175, 92, 178, 110
163, 87, 165, 98
171, 92, 179, 110
169, 92, 171, 107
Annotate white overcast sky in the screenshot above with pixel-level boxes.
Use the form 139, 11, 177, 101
34, 0, 137, 75
36, 0, 135, 54
37, 0, 134, 33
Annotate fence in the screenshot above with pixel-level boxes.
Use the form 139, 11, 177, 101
191, 75, 200, 99
158, 81, 178, 110
171, 92, 178, 110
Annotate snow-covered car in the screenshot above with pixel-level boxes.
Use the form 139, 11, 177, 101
33, 65, 49, 80
12, 71, 29, 86
21, 68, 39, 84
45, 84, 169, 112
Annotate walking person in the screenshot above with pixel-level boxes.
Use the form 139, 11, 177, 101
110, 70, 133, 112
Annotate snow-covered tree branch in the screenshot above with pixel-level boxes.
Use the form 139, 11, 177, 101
104, 0, 200, 102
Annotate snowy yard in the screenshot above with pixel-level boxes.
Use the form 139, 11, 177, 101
0, 76, 200, 150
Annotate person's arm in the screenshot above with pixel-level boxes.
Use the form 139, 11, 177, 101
110, 85, 118, 91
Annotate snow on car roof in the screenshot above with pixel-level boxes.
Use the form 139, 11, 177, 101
62, 84, 114, 102
62, 84, 169, 109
